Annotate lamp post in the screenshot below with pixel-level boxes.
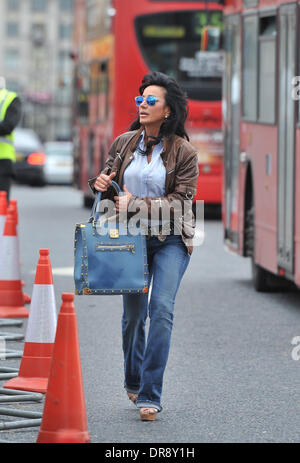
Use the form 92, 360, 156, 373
30, 23, 46, 139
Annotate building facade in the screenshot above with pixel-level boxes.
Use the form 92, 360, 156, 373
0, 0, 74, 141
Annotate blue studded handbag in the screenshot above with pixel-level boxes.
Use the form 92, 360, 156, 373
74, 181, 149, 295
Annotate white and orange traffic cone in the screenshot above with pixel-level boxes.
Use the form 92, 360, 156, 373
0, 208, 29, 318
4, 249, 57, 393
36, 293, 90, 443
0, 191, 7, 238
9, 199, 31, 305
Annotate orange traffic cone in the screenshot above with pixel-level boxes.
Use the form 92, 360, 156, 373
9, 199, 18, 226
0, 208, 29, 318
0, 191, 7, 237
37, 293, 90, 443
9, 199, 31, 305
4, 249, 57, 393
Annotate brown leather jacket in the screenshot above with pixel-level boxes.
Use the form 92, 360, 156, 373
88, 127, 199, 255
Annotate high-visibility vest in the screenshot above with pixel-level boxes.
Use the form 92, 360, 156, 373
0, 89, 18, 162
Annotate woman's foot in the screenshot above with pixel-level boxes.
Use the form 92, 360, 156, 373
139, 407, 157, 421
127, 392, 138, 404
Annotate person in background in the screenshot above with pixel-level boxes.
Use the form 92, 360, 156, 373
0, 77, 22, 200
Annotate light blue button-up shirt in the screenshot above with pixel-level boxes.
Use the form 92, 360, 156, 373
122, 131, 166, 198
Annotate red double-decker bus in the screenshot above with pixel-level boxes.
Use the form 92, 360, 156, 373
222, 0, 300, 291
72, 0, 224, 210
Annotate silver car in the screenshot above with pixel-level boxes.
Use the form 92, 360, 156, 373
44, 141, 74, 185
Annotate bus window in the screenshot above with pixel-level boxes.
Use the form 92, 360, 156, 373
98, 61, 109, 122
243, 0, 258, 7
74, 64, 89, 121
242, 15, 258, 121
258, 15, 276, 124
135, 10, 224, 101
89, 60, 109, 122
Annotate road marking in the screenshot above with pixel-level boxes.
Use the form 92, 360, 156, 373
52, 267, 74, 276
30, 267, 74, 276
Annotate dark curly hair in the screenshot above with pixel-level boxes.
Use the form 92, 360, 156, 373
129, 72, 189, 155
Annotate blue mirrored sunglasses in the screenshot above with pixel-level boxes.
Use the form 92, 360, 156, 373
135, 95, 160, 106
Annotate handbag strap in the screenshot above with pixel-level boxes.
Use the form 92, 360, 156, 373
90, 180, 123, 222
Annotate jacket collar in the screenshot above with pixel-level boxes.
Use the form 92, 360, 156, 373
129, 126, 144, 152
129, 126, 174, 163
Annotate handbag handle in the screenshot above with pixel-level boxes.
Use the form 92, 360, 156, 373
90, 180, 123, 222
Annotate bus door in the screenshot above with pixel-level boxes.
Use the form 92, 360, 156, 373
277, 4, 297, 275
223, 14, 241, 249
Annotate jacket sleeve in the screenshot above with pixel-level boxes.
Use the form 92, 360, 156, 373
127, 148, 199, 226
0, 97, 22, 136
87, 136, 121, 194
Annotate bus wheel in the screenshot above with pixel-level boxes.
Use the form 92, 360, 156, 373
246, 207, 291, 292
251, 257, 293, 292
251, 258, 275, 292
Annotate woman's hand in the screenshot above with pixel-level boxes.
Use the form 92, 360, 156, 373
114, 185, 132, 211
94, 171, 116, 192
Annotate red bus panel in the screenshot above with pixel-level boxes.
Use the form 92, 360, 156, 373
73, 0, 224, 209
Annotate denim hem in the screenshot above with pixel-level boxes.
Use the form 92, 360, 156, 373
124, 384, 140, 394
136, 400, 162, 412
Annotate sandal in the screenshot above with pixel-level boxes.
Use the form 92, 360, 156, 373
139, 407, 157, 421
127, 392, 138, 404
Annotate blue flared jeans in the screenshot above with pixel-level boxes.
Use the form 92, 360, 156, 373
122, 234, 191, 412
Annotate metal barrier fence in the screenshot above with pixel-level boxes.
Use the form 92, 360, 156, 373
0, 318, 43, 439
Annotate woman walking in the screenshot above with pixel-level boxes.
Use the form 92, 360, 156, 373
89, 72, 199, 420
